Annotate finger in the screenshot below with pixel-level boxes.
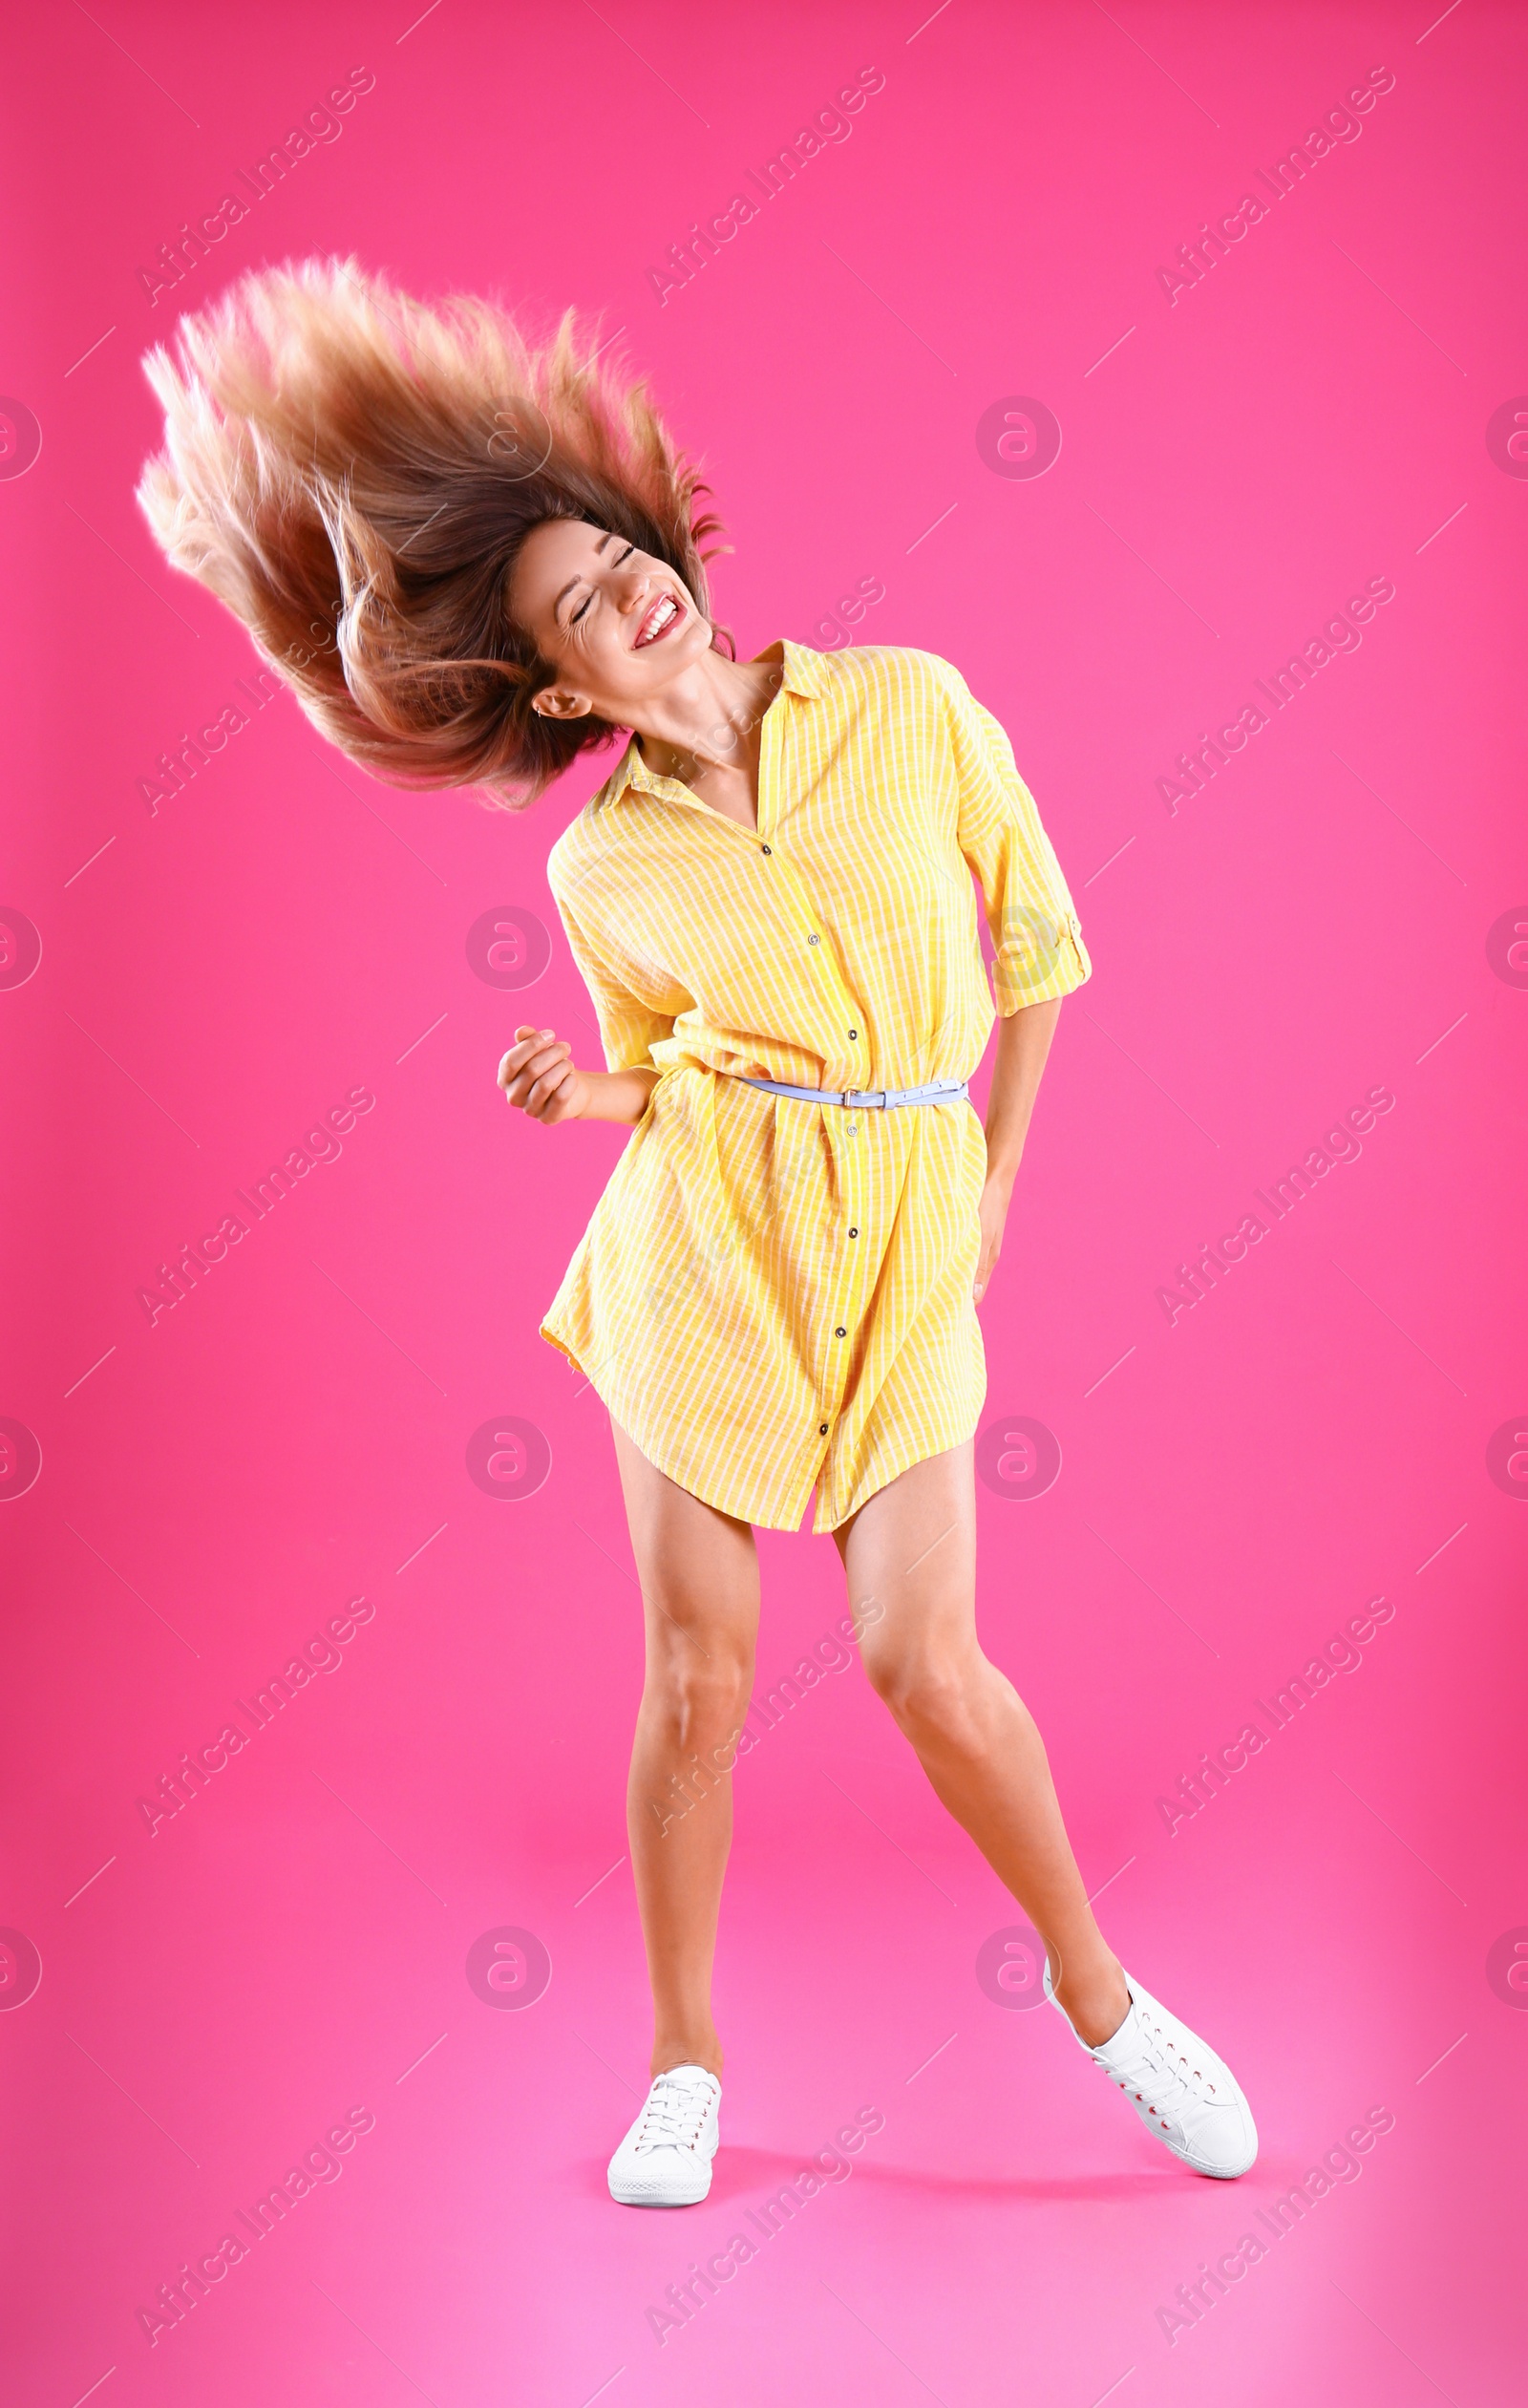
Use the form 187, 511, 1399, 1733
526, 1057, 576, 1119
502, 1038, 570, 1097
501, 1026, 556, 1073
526, 1035, 572, 1083
502, 1024, 556, 1061
521, 1048, 565, 1105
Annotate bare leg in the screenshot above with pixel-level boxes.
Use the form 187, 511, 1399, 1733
832, 1438, 1129, 2047
610, 1417, 759, 2081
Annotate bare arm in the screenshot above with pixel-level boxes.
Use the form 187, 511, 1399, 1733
498, 1025, 658, 1126
974, 996, 1062, 1302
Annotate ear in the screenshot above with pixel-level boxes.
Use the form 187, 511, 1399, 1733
531, 686, 593, 723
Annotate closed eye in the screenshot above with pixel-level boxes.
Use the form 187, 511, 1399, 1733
570, 543, 636, 625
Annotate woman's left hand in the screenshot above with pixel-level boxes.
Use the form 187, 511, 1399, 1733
973, 1169, 1014, 1304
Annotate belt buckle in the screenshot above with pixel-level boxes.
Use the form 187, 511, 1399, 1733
844, 1086, 886, 1109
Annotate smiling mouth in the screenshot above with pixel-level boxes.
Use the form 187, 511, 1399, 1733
633, 593, 685, 648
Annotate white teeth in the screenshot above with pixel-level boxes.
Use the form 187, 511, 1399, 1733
639, 596, 677, 644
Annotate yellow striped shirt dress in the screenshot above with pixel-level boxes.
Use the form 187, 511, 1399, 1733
538, 640, 1092, 1534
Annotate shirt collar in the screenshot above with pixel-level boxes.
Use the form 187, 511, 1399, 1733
599, 639, 827, 805
774, 637, 829, 698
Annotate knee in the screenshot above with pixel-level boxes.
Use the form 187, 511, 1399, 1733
862, 1646, 986, 1752
645, 1640, 753, 1752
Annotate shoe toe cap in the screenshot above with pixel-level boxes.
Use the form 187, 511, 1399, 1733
608, 2144, 712, 2206
1183, 2099, 1258, 2178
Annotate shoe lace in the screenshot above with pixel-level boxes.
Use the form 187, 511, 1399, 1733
1109, 2012, 1219, 2124
635, 2072, 711, 2153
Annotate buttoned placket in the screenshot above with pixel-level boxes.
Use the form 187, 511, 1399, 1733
618, 676, 874, 1498
770, 867, 872, 1474
805, 1102, 877, 1497
750, 697, 878, 1483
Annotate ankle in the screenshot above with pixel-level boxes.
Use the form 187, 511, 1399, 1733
651, 2041, 723, 2081
1052, 1957, 1130, 2050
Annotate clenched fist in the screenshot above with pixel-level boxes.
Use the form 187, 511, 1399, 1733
498, 1025, 590, 1124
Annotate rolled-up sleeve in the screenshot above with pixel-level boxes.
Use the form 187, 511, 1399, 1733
549, 874, 679, 1076
941, 663, 1092, 1012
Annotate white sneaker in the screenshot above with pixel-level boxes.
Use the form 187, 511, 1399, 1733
1046, 1962, 1257, 2178
607, 2063, 721, 2206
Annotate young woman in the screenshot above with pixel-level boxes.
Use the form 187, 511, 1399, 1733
138, 258, 1256, 2208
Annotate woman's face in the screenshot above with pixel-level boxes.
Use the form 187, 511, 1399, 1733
510, 517, 712, 726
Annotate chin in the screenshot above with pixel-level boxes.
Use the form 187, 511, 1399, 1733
644, 618, 711, 676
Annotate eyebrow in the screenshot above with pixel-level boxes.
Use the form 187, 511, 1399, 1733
552, 531, 617, 626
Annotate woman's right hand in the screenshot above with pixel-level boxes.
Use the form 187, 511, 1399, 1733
498, 1025, 590, 1124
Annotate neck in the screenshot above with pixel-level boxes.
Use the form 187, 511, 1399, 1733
630, 647, 783, 786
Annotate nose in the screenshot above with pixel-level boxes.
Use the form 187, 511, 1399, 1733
617, 565, 653, 614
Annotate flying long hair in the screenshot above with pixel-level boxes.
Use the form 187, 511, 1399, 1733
136, 256, 731, 806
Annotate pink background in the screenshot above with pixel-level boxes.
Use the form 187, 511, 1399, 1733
2, 3, 1525, 2401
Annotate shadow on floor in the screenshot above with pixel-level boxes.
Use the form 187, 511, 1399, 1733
581, 2141, 1201, 2206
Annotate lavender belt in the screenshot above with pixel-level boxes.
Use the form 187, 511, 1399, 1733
732, 1076, 969, 1109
